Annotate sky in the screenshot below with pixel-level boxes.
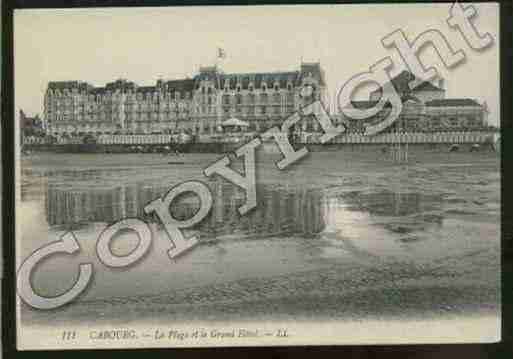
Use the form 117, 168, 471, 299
14, 3, 500, 126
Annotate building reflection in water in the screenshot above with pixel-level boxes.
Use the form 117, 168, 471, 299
35, 166, 442, 242
45, 175, 327, 239
330, 190, 441, 217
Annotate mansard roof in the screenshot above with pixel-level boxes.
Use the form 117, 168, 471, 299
193, 62, 326, 89
48, 81, 92, 91
46, 61, 326, 94
390, 71, 444, 93
370, 71, 444, 97
401, 94, 422, 103
345, 100, 378, 109
105, 79, 137, 91
160, 79, 195, 93
217, 71, 300, 90
426, 98, 481, 107
343, 100, 394, 109
89, 87, 107, 95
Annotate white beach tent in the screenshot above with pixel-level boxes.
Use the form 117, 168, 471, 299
220, 118, 250, 127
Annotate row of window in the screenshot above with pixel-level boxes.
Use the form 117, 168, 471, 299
50, 103, 298, 120
47, 92, 192, 102
222, 93, 296, 105
49, 101, 299, 116
429, 117, 480, 127
47, 83, 304, 104
200, 83, 295, 94
47, 91, 298, 107
383, 117, 481, 130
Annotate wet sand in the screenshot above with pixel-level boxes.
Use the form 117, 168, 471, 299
17, 149, 500, 327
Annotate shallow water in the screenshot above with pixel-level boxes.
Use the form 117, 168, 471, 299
17, 150, 500, 324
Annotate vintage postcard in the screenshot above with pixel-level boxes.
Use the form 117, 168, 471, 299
14, 3, 500, 350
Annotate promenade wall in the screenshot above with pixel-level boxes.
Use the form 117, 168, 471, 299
22, 131, 497, 153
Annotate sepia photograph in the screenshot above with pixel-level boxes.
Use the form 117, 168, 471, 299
13, 3, 500, 350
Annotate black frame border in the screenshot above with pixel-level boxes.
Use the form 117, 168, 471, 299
2, 1, 512, 358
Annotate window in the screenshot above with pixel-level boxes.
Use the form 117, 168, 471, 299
223, 94, 230, 105
450, 117, 459, 127
260, 93, 268, 103
236, 94, 243, 105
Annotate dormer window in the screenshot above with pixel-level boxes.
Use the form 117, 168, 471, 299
287, 84, 292, 91
262, 84, 267, 92
249, 85, 254, 92
274, 84, 279, 91
237, 86, 241, 92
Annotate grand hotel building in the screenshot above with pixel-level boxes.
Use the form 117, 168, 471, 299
44, 62, 327, 136
43, 65, 489, 138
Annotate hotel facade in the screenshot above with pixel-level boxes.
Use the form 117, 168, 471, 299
41, 65, 490, 139
43, 62, 328, 136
